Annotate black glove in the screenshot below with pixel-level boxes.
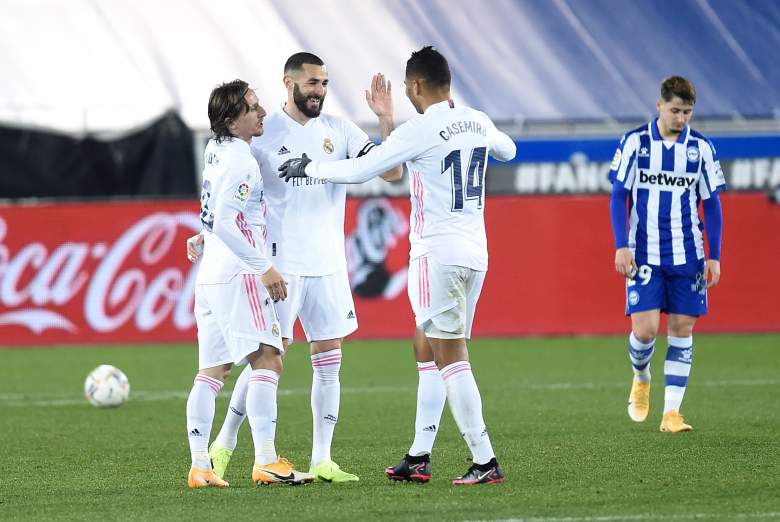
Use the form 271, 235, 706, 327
278, 153, 311, 182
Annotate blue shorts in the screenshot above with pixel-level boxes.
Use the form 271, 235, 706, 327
625, 260, 707, 317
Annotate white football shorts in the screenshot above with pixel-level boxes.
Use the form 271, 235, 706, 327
274, 269, 358, 343
195, 273, 283, 369
407, 255, 485, 339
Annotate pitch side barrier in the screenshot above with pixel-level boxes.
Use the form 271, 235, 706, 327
0, 193, 777, 346
484, 135, 780, 195
344, 134, 780, 199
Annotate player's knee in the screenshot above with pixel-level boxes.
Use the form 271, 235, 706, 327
632, 329, 656, 344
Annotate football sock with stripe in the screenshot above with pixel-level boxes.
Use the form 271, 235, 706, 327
664, 336, 693, 413
310, 349, 342, 467
439, 360, 495, 465
214, 364, 251, 451
629, 332, 655, 383
247, 369, 279, 465
409, 360, 446, 457
186, 374, 224, 470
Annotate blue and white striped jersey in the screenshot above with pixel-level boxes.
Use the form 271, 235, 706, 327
609, 119, 726, 266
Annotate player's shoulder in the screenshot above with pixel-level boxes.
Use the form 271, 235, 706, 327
318, 112, 362, 134
688, 127, 715, 147
618, 123, 648, 147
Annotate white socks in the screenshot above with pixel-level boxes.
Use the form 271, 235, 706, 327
664, 336, 693, 413
186, 374, 223, 469
440, 361, 495, 465
214, 364, 251, 451
629, 332, 656, 383
409, 361, 446, 457
247, 369, 279, 465
310, 349, 342, 467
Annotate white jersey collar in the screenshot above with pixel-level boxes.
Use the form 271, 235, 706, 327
424, 99, 456, 114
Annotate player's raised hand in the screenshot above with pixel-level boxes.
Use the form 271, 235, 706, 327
704, 259, 721, 288
186, 233, 204, 263
261, 266, 288, 301
278, 153, 311, 182
614, 247, 637, 279
365, 73, 393, 118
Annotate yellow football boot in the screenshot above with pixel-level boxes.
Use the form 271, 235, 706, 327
187, 467, 229, 489
252, 457, 315, 486
660, 411, 693, 433
627, 378, 650, 422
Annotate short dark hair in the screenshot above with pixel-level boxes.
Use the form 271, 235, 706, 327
660, 76, 696, 105
284, 52, 324, 75
208, 79, 249, 143
405, 46, 451, 89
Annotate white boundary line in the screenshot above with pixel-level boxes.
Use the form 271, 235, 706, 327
0, 379, 777, 408
464, 512, 780, 522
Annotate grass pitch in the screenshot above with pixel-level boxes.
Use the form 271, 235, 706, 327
1, 335, 779, 521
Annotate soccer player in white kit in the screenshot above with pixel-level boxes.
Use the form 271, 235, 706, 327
186, 80, 313, 488
610, 76, 724, 433
280, 47, 517, 484
191, 53, 403, 483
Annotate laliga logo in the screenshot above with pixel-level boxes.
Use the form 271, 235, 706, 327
0, 212, 201, 334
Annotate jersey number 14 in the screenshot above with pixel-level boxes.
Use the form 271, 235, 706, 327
442, 147, 487, 211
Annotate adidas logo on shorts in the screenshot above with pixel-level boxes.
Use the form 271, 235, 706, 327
346, 310, 355, 319
278, 146, 290, 155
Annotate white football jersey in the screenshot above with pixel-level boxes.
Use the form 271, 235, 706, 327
196, 138, 271, 284
250, 109, 375, 277
305, 100, 516, 271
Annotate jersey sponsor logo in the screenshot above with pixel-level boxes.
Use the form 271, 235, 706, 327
277, 146, 290, 155
686, 146, 700, 162
610, 148, 622, 170
323, 137, 334, 154
638, 171, 696, 188
234, 182, 251, 203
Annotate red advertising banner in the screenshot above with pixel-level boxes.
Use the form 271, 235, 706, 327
1, 194, 778, 346
0, 201, 201, 345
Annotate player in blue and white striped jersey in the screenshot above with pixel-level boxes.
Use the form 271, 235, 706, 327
609, 76, 724, 433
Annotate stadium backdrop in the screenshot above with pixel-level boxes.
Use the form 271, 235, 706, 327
1, 136, 778, 345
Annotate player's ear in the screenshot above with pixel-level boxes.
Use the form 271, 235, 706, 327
283, 75, 294, 91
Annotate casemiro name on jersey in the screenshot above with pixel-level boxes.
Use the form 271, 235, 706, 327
439, 120, 488, 141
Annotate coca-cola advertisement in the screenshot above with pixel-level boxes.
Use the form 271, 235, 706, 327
0, 201, 201, 345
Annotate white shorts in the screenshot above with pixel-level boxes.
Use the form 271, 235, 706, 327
407, 255, 485, 339
274, 270, 358, 343
195, 274, 283, 369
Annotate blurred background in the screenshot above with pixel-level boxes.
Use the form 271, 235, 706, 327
1, 0, 779, 345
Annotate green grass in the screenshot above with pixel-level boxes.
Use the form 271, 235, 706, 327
1, 335, 779, 521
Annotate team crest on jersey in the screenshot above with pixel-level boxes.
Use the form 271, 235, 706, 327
234, 182, 250, 203
610, 148, 622, 170
272, 322, 280, 337
686, 146, 700, 162
323, 137, 335, 154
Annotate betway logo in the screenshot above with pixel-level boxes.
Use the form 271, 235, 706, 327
638, 171, 696, 188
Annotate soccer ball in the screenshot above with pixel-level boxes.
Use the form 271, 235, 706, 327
84, 365, 130, 408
